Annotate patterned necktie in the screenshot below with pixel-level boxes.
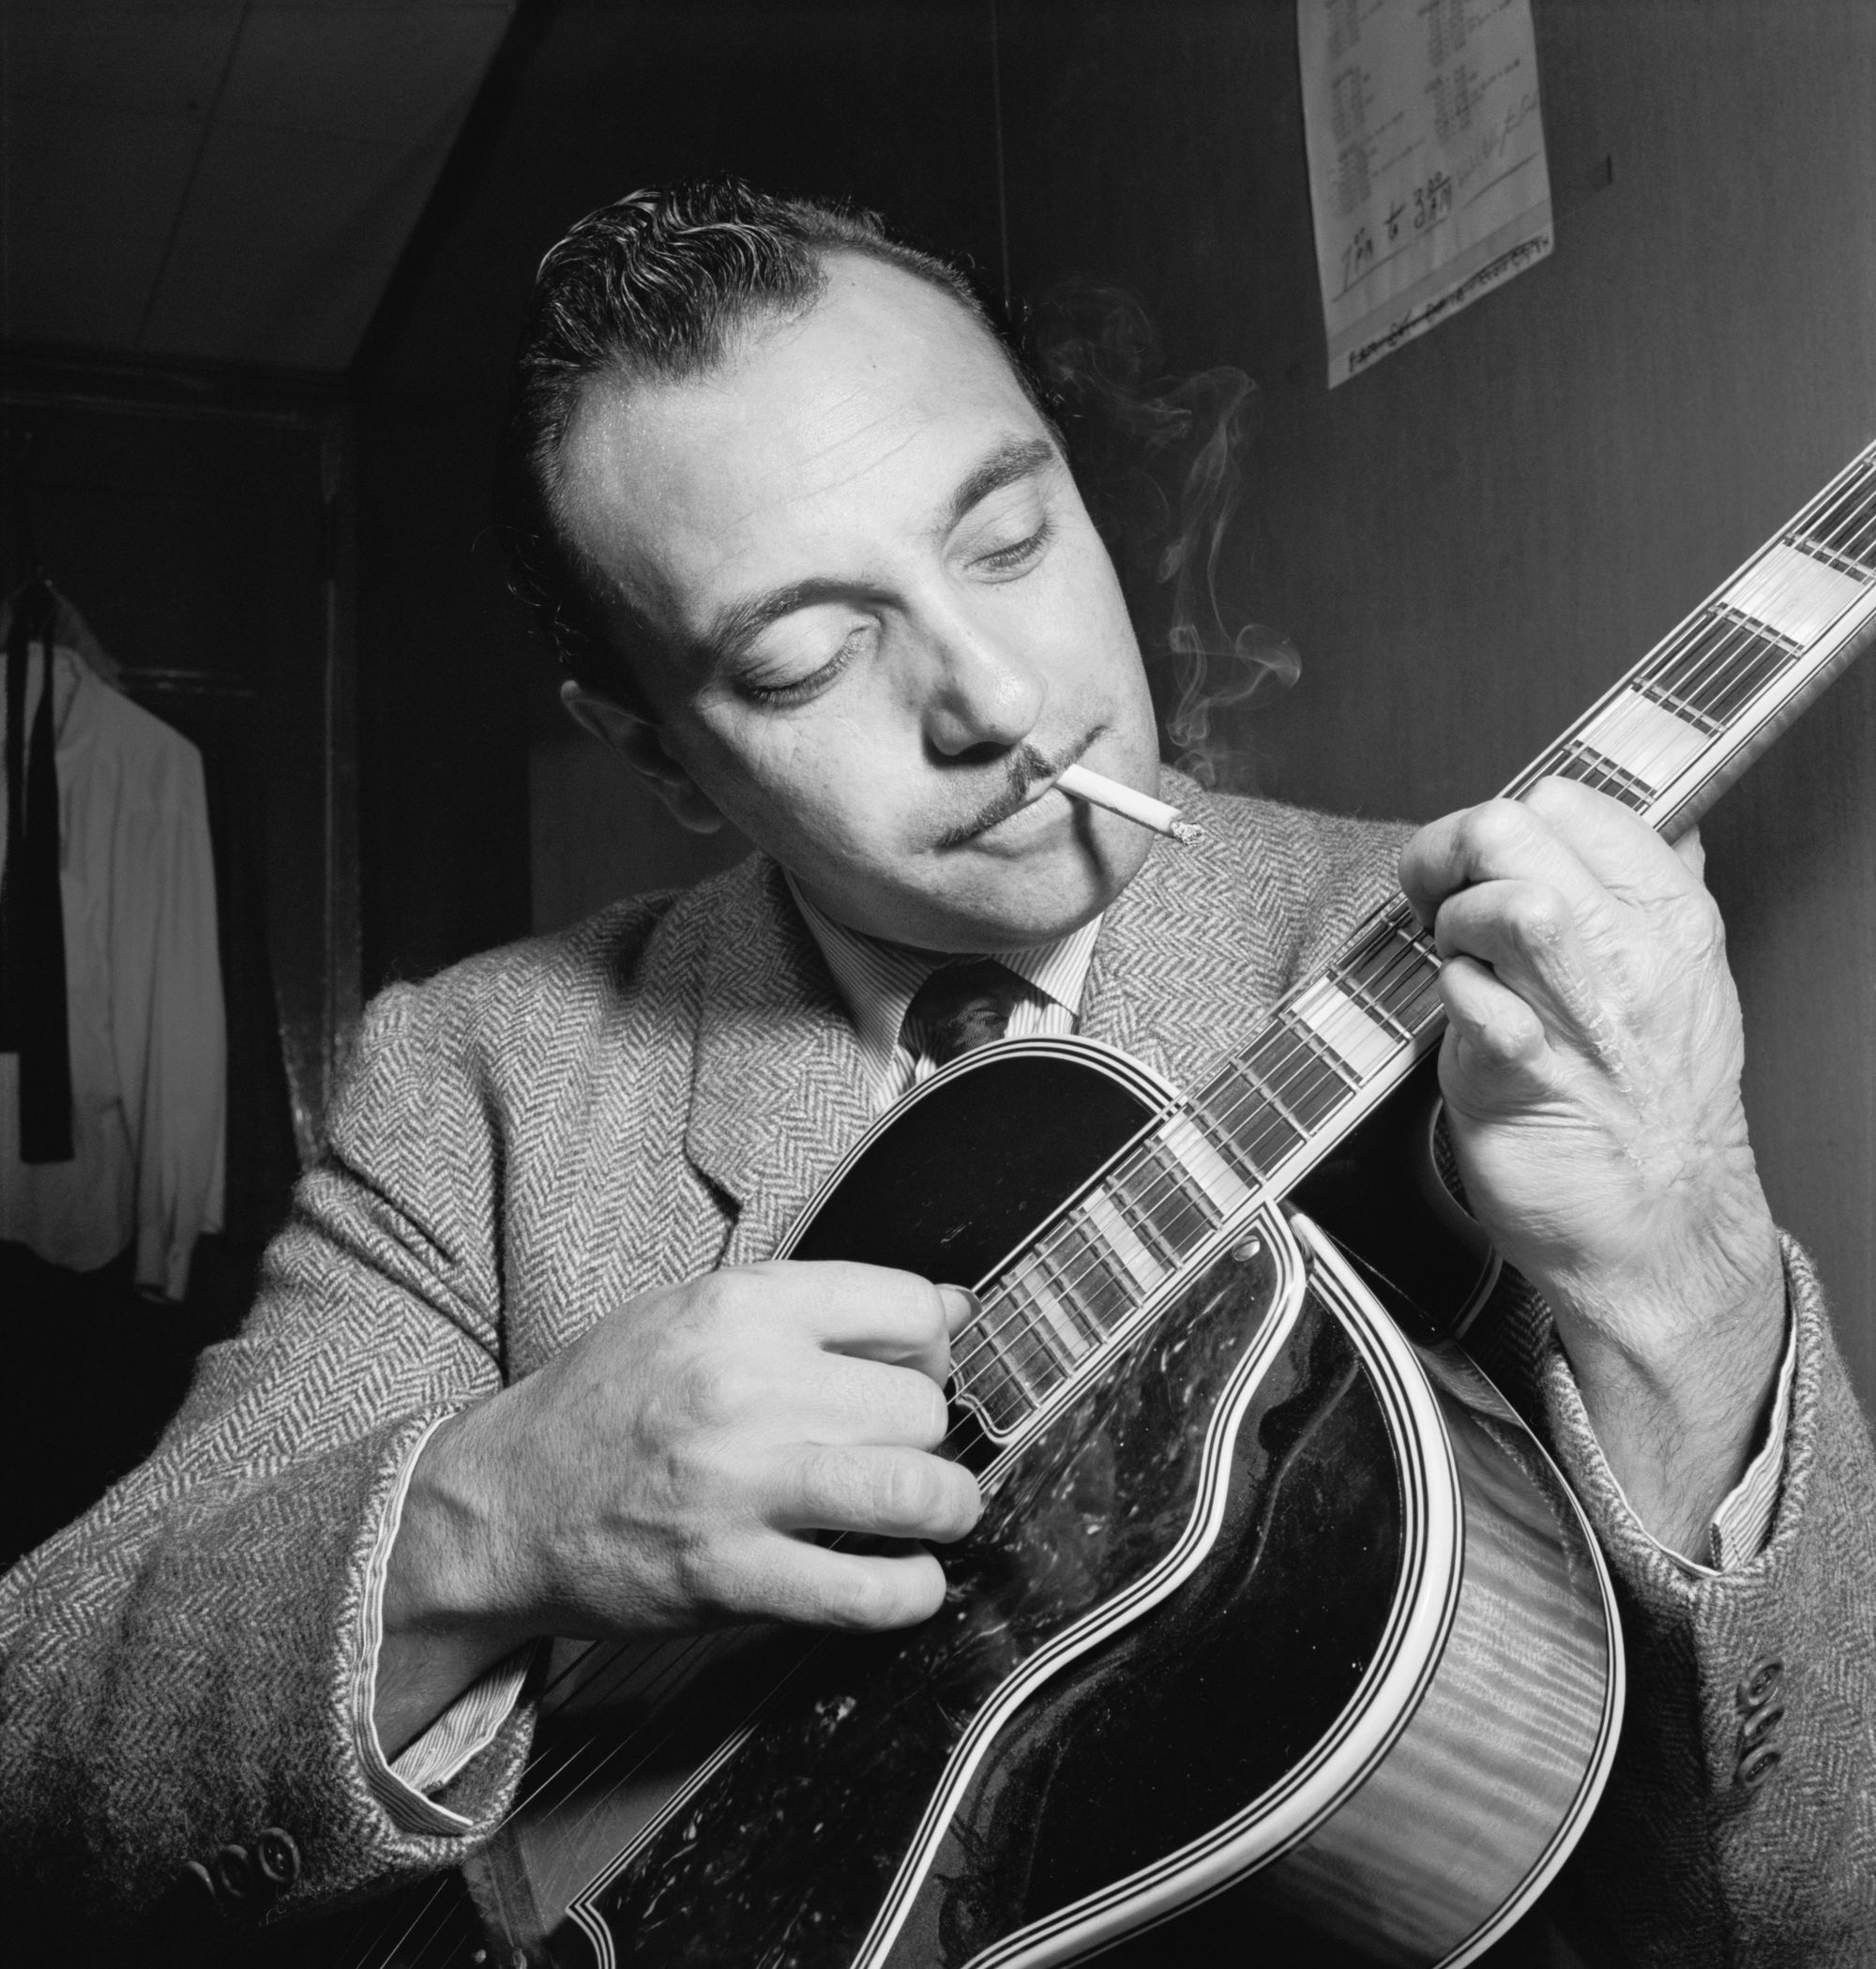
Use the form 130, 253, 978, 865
901, 957, 1031, 1068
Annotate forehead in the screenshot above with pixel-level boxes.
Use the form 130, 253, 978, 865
556, 255, 1051, 644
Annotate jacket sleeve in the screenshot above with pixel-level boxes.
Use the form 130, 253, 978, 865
1535, 1236, 1876, 1966
0, 976, 534, 1935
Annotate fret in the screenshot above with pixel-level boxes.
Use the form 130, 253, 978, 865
1328, 947, 1414, 1040
1201, 1059, 1308, 1163
957, 1320, 1030, 1433
1289, 977, 1402, 1081
1036, 1218, 1134, 1337
1082, 1185, 1169, 1294
1279, 1011, 1360, 1093
976, 1295, 1050, 1399
1567, 689, 1709, 795
1793, 459, 1876, 568
1160, 1110, 1256, 1217
1721, 539, 1867, 650
1110, 1141, 1219, 1263
1004, 1275, 1087, 1372
1242, 1025, 1352, 1133
1376, 916, 1446, 1029
1189, 1070, 1280, 1184
1642, 609, 1793, 728
1546, 738, 1653, 810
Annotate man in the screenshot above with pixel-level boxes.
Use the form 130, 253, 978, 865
3, 180, 1871, 1965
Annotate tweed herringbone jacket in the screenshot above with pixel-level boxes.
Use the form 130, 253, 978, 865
2, 785, 1872, 1964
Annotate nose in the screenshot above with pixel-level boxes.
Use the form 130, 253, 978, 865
919, 621, 1047, 761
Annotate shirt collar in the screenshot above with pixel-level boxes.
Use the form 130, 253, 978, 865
783, 871, 1103, 1085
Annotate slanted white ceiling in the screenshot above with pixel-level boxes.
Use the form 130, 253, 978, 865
1, 0, 517, 371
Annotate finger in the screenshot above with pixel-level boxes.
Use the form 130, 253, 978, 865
775, 1443, 982, 1543
1672, 823, 1704, 880
796, 1352, 954, 1449
1437, 954, 1551, 1094
766, 1539, 952, 1630
1431, 877, 1611, 1054
1521, 776, 1700, 905
762, 1261, 969, 1385
1400, 795, 1614, 934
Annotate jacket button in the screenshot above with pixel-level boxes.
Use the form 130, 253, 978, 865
177, 1858, 218, 1904
254, 1825, 301, 1889
210, 1840, 255, 1901
1736, 1745, 1781, 1789
1737, 1655, 1783, 1709
1738, 1702, 1784, 1752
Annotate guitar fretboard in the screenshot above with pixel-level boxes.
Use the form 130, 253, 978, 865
952, 441, 1876, 1440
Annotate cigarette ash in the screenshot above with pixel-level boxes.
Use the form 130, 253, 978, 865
1029, 280, 1299, 794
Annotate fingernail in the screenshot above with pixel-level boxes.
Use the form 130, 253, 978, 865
940, 1284, 980, 1329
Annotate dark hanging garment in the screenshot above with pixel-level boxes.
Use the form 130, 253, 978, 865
0, 581, 74, 1162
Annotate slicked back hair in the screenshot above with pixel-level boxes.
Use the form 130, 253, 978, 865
499, 177, 1043, 705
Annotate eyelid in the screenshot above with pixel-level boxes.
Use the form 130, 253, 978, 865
975, 515, 1053, 573
738, 622, 870, 706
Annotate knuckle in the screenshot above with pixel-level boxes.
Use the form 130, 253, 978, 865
881, 1453, 941, 1527
903, 1372, 951, 1447
668, 1354, 738, 1431
798, 1443, 858, 1522
671, 1535, 740, 1617
1506, 886, 1569, 947
826, 1563, 894, 1630
936, 1467, 982, 1540
1464, 799, 1537, 862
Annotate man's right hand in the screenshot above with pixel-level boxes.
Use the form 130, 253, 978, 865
373, 1262, 980, 1758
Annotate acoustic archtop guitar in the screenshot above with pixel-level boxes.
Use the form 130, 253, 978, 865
338, 441, 1876, 1969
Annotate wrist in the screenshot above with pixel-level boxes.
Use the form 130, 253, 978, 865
386, 1401, 537, 1648
1554, 1241, 1787, 1552
375, 1401, 538, 1758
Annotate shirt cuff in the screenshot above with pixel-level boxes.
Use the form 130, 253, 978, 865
348, 1415, 532, 1835
1599, 1295, 1797, 1580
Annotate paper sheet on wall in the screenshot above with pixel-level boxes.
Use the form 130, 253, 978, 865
1298, 0, 1552, 386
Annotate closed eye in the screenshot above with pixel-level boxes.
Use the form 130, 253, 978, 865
975, 517, 1053, 577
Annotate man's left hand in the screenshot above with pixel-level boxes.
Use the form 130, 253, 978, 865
1399, 776, 1785, 1554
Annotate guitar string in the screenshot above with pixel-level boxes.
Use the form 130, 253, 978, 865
358, 453, 1876, 1958
953, 909, 1477, 1404
943, 469, 1876, 1401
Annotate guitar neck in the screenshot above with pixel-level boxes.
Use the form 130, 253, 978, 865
957, 440, 1876, 1440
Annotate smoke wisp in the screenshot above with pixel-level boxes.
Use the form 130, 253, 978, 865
1030, 280, 1298, 791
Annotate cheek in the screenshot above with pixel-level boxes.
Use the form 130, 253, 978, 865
688, 704, 916, 866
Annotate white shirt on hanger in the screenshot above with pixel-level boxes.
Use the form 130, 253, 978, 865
0, 645, 226, 1299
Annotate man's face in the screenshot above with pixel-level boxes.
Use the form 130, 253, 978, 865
556, 253, 1161, 951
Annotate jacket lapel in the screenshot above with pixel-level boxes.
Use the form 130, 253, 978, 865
684, 858, 875, 1265
1081, 778, 1289, 1098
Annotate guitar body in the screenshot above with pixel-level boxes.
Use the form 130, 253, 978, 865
450, 1040, 1621, 1969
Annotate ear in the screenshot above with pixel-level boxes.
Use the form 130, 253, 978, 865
560, 679, 725, 834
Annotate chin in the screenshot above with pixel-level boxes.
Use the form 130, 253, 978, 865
928, 841, 1140, 952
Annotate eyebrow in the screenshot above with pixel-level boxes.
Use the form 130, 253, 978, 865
699, 433, 1062, 669
940, 434, 1061, 533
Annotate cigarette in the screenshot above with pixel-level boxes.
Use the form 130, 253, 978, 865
1055, 763, 1203, 844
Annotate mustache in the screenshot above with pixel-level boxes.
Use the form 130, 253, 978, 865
932, 731, 1099, 850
